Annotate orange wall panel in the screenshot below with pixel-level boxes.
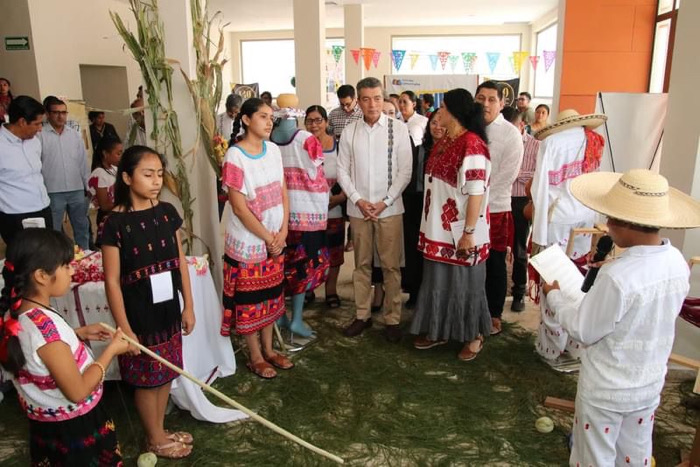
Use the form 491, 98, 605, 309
558, 0, 656, 112
559, 95, 597, 114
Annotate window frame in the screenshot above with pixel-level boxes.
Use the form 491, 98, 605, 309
533, 22, 557, 99
649, 0, 680, 93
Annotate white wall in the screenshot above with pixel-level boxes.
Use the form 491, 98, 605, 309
0, 0, 41, 98
27, 0, 141, 104
228, 23, 533, 95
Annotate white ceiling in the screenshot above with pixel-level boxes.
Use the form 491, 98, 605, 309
209, 0, 558, 32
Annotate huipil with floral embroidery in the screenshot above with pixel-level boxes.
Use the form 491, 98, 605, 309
418, 131, 491, 267
222, 141, 285, 263
277, 130, 328, 232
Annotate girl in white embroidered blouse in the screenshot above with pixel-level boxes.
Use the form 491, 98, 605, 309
0, 229, 130, 466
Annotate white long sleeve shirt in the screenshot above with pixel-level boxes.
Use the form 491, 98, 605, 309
39, 124, 89, 193
531, 127, 598, 249
546, 240, 689, 411
0, 126, 50, 213
337, 114, 412, 219
485, 113, 523, 213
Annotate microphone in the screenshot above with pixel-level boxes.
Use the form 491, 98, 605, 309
581, 235, 614, 293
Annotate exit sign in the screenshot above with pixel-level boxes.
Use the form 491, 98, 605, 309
5, 36, 30, 51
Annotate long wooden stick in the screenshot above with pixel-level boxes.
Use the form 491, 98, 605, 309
100, 323, 344, 464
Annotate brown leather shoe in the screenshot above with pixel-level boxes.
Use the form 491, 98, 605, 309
343, 318, 372, 337
490, 317, 502, 336
413, 335, 447, 350
458, 336, 484, 361
384, 324, 402, 343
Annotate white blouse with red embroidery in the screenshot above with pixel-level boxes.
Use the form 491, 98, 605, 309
13, 307, 102, 422
418, 131, 492, 267
222, 141, 285, 263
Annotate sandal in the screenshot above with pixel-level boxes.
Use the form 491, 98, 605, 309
148, 440, 192, 459
265, 353, 294, 370
458, 337, 484, 362
413, 336, 447, 350
165, 430, 193, 444
325, 294, 341, 309
246, 360, 277, 379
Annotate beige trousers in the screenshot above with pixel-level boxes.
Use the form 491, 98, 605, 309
349, 214, 403, 325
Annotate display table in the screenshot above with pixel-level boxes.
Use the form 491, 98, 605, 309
1, 256, 247, 423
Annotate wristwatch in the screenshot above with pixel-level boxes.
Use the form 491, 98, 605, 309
463, 226, 476, 234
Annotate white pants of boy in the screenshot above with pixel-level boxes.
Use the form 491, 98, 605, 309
570, 396, 656, 467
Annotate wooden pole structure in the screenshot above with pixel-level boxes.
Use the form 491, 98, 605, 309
100, 323, 344, 464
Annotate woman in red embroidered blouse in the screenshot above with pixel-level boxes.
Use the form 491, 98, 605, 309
409, 88, 493, 362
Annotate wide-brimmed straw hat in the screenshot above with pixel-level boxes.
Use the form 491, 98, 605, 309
534, 109, 607, 140
570, 169, 700, 229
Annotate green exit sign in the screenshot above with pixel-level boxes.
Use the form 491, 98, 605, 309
5, 36, 30, 51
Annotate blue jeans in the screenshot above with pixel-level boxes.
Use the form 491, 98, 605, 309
49, 190, 89, 250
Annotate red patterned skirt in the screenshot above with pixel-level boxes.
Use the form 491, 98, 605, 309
118, 322, 182, 388
221, 254, 286, 336
326, 218, 345, 267
284, 230, 330, 296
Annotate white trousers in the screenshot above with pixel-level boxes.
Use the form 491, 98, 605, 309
570, 396, 656, 467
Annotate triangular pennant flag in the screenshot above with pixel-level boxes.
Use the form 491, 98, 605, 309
543, 50, 556, 71
462, 52, 477, 74
511, 51, 529, 74
351, 49, 360, 65
372, 50, 381, 68
392, 50, 406, 71
429, 54, 439, 71
529, 55, 540, 71
361, 48, 374, 71
332, 45, 344, 64
437, 51, 450, 70
409, 53, 420, 70
448, 55, 459, 72
486, 52, 500, 74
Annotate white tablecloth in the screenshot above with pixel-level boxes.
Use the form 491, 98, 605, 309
1, 257, 247, 423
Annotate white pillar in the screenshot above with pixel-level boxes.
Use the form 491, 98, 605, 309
343, 4, 364, 88
293, 0, 326, 108
160, 0, 223, 292
659, 0, 700, 259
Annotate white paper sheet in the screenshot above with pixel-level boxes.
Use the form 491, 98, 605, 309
529, 244, 585, 301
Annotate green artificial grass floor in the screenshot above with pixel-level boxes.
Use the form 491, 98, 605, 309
0, 300, 697, 466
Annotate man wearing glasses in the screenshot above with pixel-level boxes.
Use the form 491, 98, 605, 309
337, 77, 413, 343
328, 84, 363, 140
516, 92, 535, 126
39, 96, 90, 249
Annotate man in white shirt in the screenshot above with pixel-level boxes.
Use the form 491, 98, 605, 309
217, 93, 242, 141
39, 96, 90, 249
0, 96, 51, 246
475, 81, 524, 335
543, 169, 698, 467
337, 77, 413, 342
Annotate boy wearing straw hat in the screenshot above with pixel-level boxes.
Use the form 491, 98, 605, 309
532, 109, 606, 360
542, 169, 700, 466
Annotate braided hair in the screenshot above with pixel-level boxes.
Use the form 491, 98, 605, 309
230, 98, 266, 146
0, 229, 74, 375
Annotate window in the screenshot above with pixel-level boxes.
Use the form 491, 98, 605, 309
391, 35, 521, 76
649, 0, 680, 93
534, 23, 557, 98
241, 38, 345, 97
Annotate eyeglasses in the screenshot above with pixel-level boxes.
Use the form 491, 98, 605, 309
305, 118, 324, 125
